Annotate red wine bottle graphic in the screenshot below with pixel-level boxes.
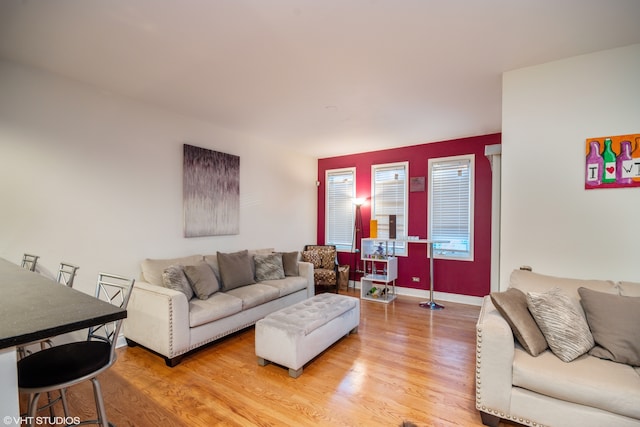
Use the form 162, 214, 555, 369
616, 140, 633, 184
601, 138, 616, 183
585, 140, 603, 186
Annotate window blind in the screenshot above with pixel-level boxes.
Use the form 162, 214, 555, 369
429, 156, 473, 259
372, 163, 407, 254
326, 169, 355, 251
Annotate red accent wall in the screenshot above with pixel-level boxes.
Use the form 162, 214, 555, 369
317, 133, 500, 297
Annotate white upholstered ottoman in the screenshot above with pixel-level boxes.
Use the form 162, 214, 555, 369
255, 293, 360, 378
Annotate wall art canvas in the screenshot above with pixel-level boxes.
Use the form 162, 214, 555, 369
183, 144, 240, 237
585, 133, 640, 190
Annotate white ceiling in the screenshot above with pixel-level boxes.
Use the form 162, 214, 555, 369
1, 1, 640, 158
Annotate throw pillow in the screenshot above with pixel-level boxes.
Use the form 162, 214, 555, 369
183, 261, 220, 300
217, 250, 255, 291
490, 288, 548, 356
254, 253, 286, 281
280, 251, 299, 276
318, 248, 336, 270
162, 265, 194, 300
578, 287, 640, 366
301, 250, 322, 268
526, 288, 594, 362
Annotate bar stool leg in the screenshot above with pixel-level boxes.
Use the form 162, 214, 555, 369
91, 377, 109, 427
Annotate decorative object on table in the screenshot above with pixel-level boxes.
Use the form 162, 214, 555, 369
370, 219, 378, 238
183, 144, 239, 237
389, 214, 397, 239
585, 133, 640, 190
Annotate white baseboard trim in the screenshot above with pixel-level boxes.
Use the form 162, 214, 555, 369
116, 334, 128, 349
350, 282, 484, 306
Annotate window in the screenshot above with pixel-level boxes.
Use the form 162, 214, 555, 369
325, 168, 356, 251
371, 162, 408, 255
428, 155, 474, 260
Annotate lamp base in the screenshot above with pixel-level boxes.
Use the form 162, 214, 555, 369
419, 300, 444, 310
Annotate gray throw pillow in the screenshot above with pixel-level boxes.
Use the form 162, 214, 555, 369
217, 250, 255, 291
491, 288, 548, 356
280, 251, 299, 276
578, 287, 640, 366
162, 265, 194, 300
254, 253, 286, 282
526, 287, 594, 362
184, 261, 220, 300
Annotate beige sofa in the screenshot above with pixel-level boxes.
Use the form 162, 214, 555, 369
122, 249, 314, 366
476, 269, 640, 427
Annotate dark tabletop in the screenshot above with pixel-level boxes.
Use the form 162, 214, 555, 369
0, 258, 126, 349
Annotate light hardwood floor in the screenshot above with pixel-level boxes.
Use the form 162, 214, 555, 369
25, 289, 516, 426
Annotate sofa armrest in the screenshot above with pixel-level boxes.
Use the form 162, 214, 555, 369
122, 281, 190, 358
475, 295, 515, 418
298, 261, 315, 298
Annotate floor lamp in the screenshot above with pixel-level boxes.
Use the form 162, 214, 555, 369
351, 200, 364, 287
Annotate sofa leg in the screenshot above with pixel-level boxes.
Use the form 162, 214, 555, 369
480, 411, 500, 427
289, 367, 303, 378
165, 355, 183, 367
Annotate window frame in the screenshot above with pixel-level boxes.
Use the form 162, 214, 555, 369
428, 154, 474, 261
370, 162, 409, 256
325, 167, 356, 252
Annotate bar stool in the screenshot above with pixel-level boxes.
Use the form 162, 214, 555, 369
56, 262, 80, 288
17, 262, 80, 357
21, 253, 39, 272
18, 272, 134, 427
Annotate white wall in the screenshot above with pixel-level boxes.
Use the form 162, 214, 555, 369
0, 60, 317, 297
500, 44, 640, 288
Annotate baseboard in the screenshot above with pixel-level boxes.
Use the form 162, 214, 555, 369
116, 334, 128, 349
349, 281, 483, 306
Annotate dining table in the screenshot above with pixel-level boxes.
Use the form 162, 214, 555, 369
0, 257, 127, 426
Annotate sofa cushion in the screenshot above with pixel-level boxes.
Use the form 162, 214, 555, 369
254, 253, 285, 282
189, 292, 243, 328
491, 288, 548, 356
578, 287, 640, 367
225, 283, 280, 310
526, 288, 594, 362
259, 276, 308, 297
184, 261, 220, 300
217, 250, 255, 291
301, 250, 322, 268
513, 348, 640, 420
162, 265, 194, 300
141, 255, 203, 286
280, 251, 299, 276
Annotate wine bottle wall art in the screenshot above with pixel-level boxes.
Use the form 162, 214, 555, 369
585, 134, 640, 190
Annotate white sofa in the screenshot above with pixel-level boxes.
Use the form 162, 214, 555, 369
476, 269, 640, 427
122, 250, 314, 366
